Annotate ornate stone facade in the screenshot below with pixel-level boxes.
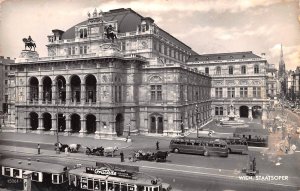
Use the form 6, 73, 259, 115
187, 51, 269, 121
8, 8, 212, 137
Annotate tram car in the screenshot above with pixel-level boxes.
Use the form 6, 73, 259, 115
68, 162, 173, 191
0, 158, 69, 191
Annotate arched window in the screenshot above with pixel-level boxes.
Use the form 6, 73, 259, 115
216, 66, 221, 75
229, 66, 234, 75
254, 65, 259, 74
205, 67, 209, 74
241, 65, 246, 74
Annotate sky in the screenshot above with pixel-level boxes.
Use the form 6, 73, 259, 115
0, 0, 300, 70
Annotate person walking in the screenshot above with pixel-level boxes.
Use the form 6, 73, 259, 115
120, 151, 124, 162
37, 144, 40, 155
156, 141, 160, 150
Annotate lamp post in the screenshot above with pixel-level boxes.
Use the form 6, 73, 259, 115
196, 104, 199, 138
55, 79, 64, 154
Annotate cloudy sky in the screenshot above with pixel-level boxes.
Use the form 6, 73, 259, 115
0, 0, 299, 70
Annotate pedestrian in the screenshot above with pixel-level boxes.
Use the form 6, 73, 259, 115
156, 141, 160, 150
37, 144, 40, 155
120, 151, 124, 162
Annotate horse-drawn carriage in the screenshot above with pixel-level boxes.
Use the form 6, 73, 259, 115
133, 150, 168, 162
54, 142, 81, 153
85, 146, 104, 156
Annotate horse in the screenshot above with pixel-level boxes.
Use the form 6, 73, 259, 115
22, 38, 36, 51
104, 26, 117, 43
103, 146, 118, 157
69, 144, 81, 153
54, 142, 69, 152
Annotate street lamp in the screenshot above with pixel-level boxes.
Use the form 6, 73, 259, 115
55, 79, 64, 154
195, 104, 199, 138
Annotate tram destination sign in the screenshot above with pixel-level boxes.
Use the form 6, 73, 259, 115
86, 167, 133, 179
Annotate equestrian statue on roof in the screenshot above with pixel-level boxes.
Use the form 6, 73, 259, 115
22, 35, 36, 51
104, 25, 117, 43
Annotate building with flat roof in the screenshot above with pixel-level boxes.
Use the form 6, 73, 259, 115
187, 51, 269, 120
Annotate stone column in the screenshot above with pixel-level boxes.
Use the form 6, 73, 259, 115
51, 116, 57, 135
96, 83, 101, 105
52, 84, 56, 105
79, 119, 86, 136
66, 83, 70, 105
39, 85, 43, 104
64, 115, 71, 136
248, 107, 253, 119
81, 83, 86, 104
37, 117, 44, 133
95, 120, 101, 139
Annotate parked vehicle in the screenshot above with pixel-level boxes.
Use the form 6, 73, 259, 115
169, 137, 228, 157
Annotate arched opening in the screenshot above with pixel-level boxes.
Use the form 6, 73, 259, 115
29, 112, 38, 130
71, 114, 81, 132
29, 77, 39, 101
149, 114, 164, 134
70, 75, 81, 103
85, 75, 97, 103
42, 76, 52, 102
43, 113, 52, 131
56, 76, 66, 103
252, 106, 262, 119
58, 113, 66, 132
86, 114, 96, 134
115, 114, 124, 136
239, 106, 249, 118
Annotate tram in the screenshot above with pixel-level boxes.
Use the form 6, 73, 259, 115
0, 158, 69, 191
68, 162, 173, 191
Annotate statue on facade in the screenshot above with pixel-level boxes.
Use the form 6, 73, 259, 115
22, 35, 36, 51
104, 25, 117, 43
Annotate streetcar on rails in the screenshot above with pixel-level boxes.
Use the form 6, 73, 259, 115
68, 162, 173, 191
0, 158, 69, 191
169, 137, 228, 157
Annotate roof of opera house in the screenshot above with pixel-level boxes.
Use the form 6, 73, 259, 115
187, 51, 262, 62
62, 8, 149, 40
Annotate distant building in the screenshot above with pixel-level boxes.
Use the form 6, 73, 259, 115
286, 70, 294, 100
292, 66, 300, 106
9, 8, 211, 137
0, 56, 14, 114
187, 51, 269, 120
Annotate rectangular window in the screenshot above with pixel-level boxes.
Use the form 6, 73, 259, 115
119, 86, 122, 102
150, 85, 162, 101
68, 47, 71, 55
227, 87, 235, 98
253, 87, 261, 98
122, 42, 126, 51
240, 87, 248, 97
72, 47, 75, 55
4, 167, 10, 176
215, 88, 222, 98
5, 80, 7, 85
205, 67, 209, 74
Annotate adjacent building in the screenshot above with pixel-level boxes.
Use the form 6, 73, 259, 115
8, 8, 212, 137
187, 51, 269, 120
291, 67, 300, 106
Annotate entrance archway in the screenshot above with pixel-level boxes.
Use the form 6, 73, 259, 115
252, 106, 262, 119
29, 112, 38, 130
43, 113, 52, 131
70, 75, 81, 103
239, 106, 249, 118
149, 114, 164, 134
85, 75, 97, 103
115, 114, 124, 136
29, 77, 39, 101
86, 114, 96, 134
42, 76, 52, 102
71, 114, 80, 132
